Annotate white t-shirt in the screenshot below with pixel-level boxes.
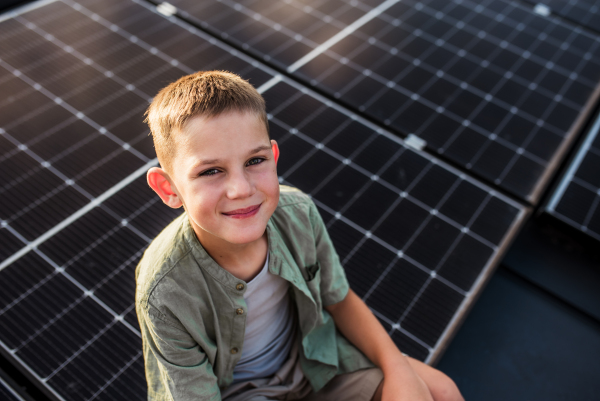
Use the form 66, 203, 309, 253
232, 255, 295, 383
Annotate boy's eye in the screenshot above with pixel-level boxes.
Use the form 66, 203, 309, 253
200, 168, 220, 177
246, 157, 265, 166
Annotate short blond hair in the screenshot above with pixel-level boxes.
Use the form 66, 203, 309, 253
145, 70, 268, 171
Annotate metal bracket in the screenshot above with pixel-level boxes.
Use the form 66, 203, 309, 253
157, 2, 177, 17
404, 134, 427, 151
533, 4, 551, 17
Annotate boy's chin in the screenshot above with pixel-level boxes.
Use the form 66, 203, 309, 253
196, 224, 267, 247
223, 227, 267, 245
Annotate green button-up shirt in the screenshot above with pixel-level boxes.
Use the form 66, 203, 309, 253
136, 186, 373, 401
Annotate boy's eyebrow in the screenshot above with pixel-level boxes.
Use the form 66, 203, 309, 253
249, 145, 272, 154
192, 145, 272, 169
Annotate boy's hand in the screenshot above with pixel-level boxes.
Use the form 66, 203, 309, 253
376, 361, 434, 401
325, 290, 462, 401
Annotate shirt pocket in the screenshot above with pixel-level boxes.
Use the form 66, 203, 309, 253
303, 262, 321, 282
303, 262, 323, 308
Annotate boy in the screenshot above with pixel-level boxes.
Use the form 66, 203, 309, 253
136, 71, 463, 401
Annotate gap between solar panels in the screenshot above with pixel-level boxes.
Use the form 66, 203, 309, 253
0, 374, 27, 401
547, 110, 600, 211
545, 108, 600, 241
521, 0, 600, 36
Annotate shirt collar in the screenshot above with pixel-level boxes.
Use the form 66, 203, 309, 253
182, 215, 247, 292
181, 214, 305, 292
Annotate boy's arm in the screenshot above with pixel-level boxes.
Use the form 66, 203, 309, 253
325, 290, 434, 401
140, 304, 221, 401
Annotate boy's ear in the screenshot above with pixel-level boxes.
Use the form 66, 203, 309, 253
271, 139, 280, 164
147, 167, 183, 209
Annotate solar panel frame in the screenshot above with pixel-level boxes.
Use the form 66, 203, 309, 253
530, 0, 600, 33
0, 0, 529, 399
0, 374, 28, 401
546, 110, 600, 242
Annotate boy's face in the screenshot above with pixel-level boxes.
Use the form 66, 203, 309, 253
148, 111, 280, 248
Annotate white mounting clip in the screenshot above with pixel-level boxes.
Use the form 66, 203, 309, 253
533, 4, 551, 17
404, 134, 427, 151
157, 2, 177, 16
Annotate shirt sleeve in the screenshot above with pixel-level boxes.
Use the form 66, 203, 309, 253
308, 201, 350, 306
140, 304, 221, 401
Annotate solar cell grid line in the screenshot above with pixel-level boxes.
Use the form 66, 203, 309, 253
0, 225, 25, 262
158, 0, 388, 70
546, 110, 600, 241
529, 0, 600, 33
275, 0, 600, 203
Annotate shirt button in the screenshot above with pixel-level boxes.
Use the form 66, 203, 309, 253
236, 308, 244, 315
236, 283, 244, 291
230, 347, 238, 354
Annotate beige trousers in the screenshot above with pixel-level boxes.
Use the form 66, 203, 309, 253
222, 342, 383, 401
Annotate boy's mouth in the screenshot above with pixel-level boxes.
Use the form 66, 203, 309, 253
222, 203, 261, 219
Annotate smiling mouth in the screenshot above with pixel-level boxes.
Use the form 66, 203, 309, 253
222, 203, 262, 219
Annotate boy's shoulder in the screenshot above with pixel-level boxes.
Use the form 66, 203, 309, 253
135, 212, 191, 301
272, 185, 318, 224
277, 184, 312, 207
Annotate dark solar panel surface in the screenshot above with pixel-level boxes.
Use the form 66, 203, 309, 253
533, 0, 600, 33
164, 0, 383, 70
0, 0, 153, 243
546, 113, 600, 241
293, 0, 600, 202
0, 0, 528, 400
171, 0, 600, 202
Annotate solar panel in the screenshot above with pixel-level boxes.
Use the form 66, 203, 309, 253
0, 375, 27, 401
0, 0, 527, 399
546, 111, 600, 241
170, 0, 600, 203
532, 0, 600, 33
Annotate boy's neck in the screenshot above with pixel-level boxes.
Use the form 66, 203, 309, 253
194, 226, 268, 282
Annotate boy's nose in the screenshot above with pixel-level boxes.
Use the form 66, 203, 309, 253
226, 171, 254, 199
